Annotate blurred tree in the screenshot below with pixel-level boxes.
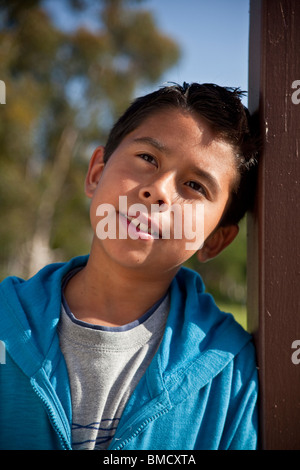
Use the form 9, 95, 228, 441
0, 0, 180, 278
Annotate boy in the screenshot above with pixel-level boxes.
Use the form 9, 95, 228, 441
0, 82, 259, 450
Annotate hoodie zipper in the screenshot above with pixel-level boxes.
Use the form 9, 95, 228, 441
110, 408, 169, 450
31, 381, 71, 450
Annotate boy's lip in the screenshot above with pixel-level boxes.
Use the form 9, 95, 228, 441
119, 211, 162, 238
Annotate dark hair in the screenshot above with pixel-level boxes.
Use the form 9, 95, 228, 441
103, 82, 260, 226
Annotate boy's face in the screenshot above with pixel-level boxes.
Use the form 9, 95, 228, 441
86, 108, 238, 278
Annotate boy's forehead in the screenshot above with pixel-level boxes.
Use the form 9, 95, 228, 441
129, 108, 226, 148
126, 108, 236, 163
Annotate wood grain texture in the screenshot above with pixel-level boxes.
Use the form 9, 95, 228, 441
248, 0, 300, 450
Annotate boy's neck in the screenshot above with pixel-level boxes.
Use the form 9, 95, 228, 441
64, 239, 176, 327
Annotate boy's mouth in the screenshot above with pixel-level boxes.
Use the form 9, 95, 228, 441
119, 212, 161, 239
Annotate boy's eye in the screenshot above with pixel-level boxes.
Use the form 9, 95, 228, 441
138, 153, 157, 166
185, 181, 207, 197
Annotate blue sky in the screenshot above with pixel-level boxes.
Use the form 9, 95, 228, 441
139, 0, 250, 103
44, 0, 250, 104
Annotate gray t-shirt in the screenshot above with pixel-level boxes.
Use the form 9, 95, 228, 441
58, 282, 169, 450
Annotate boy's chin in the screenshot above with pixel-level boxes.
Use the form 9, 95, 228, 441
92, 237, 186, 272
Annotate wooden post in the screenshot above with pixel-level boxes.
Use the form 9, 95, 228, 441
247, 0, 300, 450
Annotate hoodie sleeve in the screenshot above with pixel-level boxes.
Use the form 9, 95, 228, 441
220, 340, 259, 450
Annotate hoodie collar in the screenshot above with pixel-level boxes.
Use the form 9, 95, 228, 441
0, 255, 89, 377
0, 256, 250, 388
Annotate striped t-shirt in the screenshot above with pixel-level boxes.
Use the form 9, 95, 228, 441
58, 273, 169, 450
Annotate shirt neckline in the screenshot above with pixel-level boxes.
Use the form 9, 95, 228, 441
61, 267, 168, 333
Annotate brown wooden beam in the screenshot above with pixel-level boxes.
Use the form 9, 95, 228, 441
248, 0, 300, 450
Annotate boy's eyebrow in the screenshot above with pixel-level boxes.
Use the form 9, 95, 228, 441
190, 166, 221, 196
133, 136, 168, 152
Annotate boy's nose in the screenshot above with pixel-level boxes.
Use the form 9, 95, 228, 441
139, 173, 173, 207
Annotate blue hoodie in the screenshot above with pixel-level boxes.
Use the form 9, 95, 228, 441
0, 255, 258, 450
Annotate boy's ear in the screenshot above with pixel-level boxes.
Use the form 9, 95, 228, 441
197, 224, 239, 263
85, 146, 105, 198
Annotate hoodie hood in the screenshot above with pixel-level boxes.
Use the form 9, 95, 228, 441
0, 255, 89, 378
0, 255, 249, 381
